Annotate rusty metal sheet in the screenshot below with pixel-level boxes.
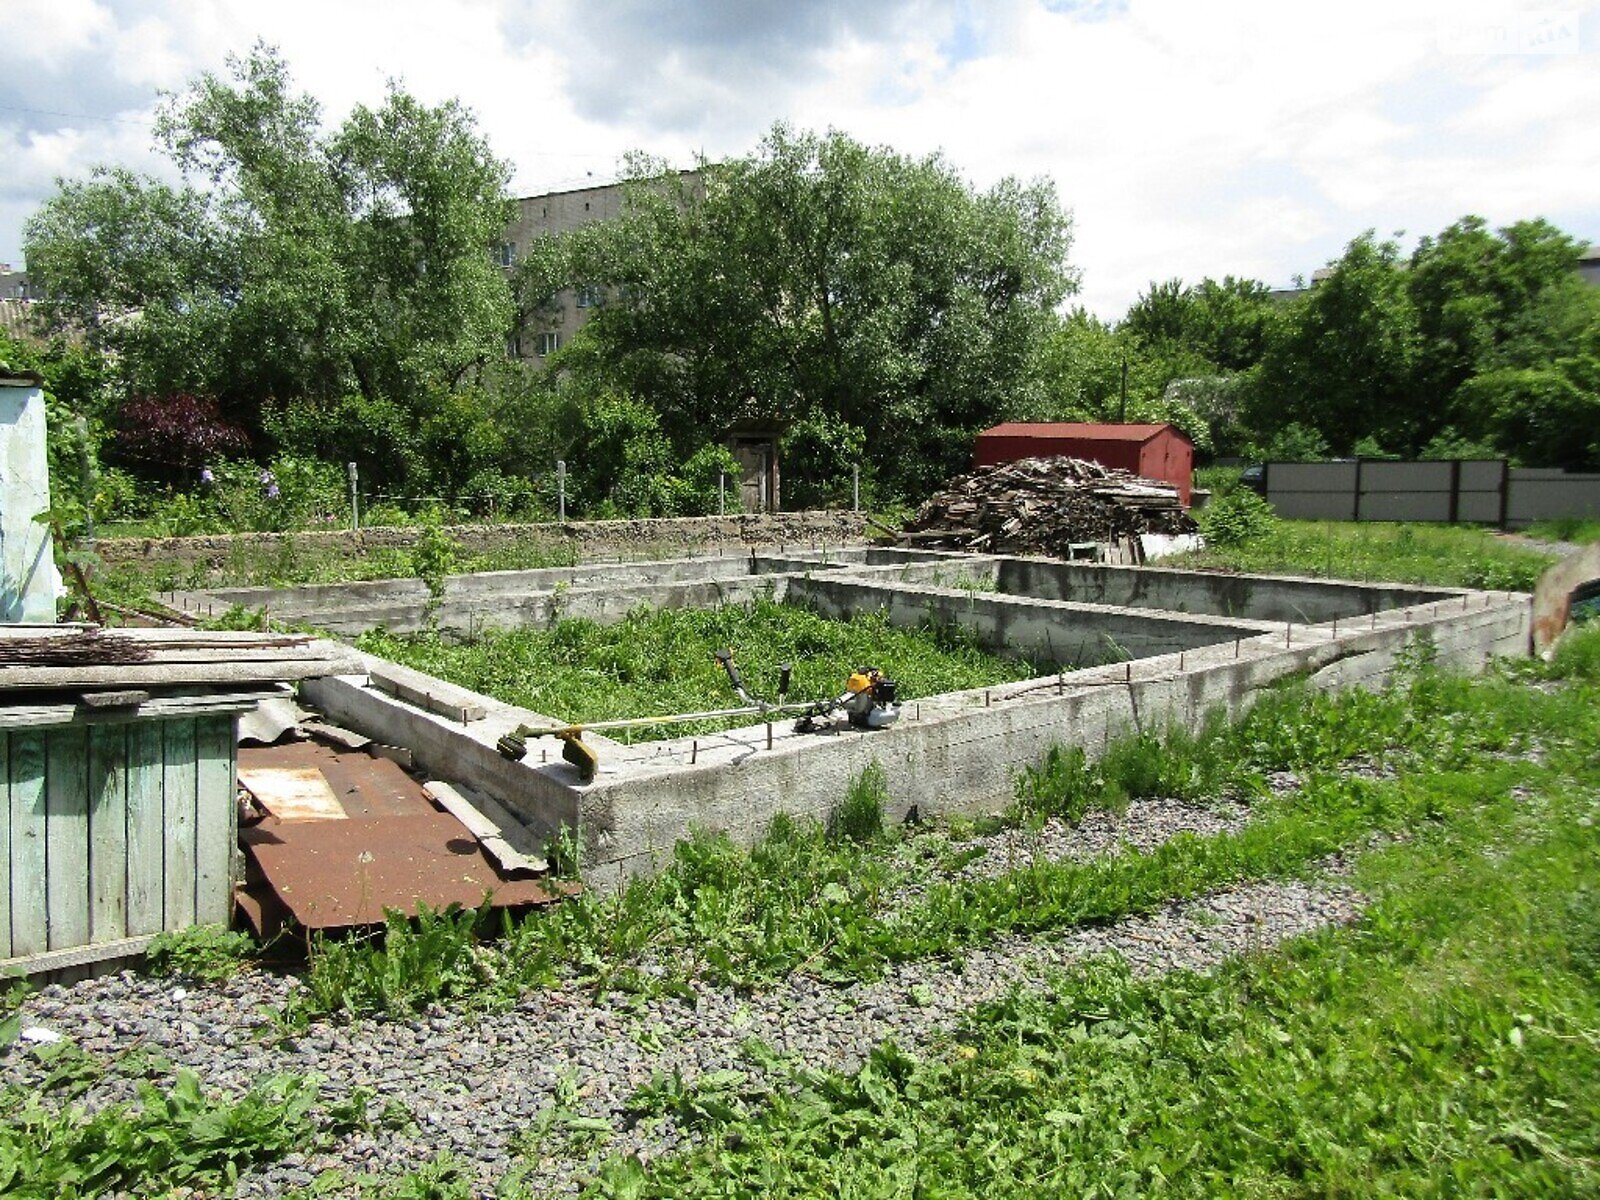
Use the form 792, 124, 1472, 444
239, 813, 568, 928
237, 740, 429, 820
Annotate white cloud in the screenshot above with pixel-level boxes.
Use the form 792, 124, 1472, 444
0, 0, 114, 68
0, 0, 1596, 315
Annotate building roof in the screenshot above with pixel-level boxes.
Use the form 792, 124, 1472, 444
977, 422, 1189, 444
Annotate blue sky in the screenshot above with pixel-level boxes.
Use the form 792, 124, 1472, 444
1, 0, 1595, 317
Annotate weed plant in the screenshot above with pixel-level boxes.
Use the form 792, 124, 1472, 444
0, 1069, 368, 1198
1169, 519, 1556, 590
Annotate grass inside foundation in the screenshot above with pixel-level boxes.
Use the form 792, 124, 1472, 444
356, 598, 1041, 740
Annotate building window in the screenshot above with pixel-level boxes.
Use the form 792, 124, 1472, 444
575, 285, 604, 309
496, 242, 516, 267
536, 331, 562, 357
506, 334, 523, 358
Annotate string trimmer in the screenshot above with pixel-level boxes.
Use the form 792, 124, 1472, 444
495, 648, 900, 782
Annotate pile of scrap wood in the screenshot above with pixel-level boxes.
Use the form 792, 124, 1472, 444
899, 456, 1196, 556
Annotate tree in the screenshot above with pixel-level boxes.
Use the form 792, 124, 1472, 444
1122, 275, 1275, 372
23, 44, 514, 475
1251, 233, 1420, 455
1408, 216, 1588, 445
548, 126, 1076, 499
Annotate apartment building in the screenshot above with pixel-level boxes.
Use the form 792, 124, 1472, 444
502, 170, 702, 362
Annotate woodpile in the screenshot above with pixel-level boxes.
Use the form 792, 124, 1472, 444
901, 456, 1196, 556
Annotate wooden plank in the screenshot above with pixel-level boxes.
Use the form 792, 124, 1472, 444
124, 722, 166, 937
368, 668, 488, 723
0, 658, 362, 689
163, 721, 197, 929
87, 724, 129, 943
45, 727, 91, 951
193, 716, 236, 926
0, 693, 266, 731
0, 932, 159, 978
0, 733, 9, 958
424, 780, 548, 875
7, 731, 47, 958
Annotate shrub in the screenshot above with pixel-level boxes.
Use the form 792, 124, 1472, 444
114, 393, 248, 479
1197, 487, 1278, 547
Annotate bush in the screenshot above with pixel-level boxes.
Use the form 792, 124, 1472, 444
1197, 487, 1278, 547
114, 393, 248, 479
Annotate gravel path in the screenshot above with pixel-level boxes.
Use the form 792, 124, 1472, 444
6, 862, 1363, 1197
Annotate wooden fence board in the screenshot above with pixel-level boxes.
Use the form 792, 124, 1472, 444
7, 732, 47, 958
193, 717, 236, 925
0, 733, 9, 958
45, 728, 90, 950
88, 725, 129, 943
125, 723, 166, 936
162, 721, 197, 929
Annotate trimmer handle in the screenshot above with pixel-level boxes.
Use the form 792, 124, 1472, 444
714, 648, 744, 691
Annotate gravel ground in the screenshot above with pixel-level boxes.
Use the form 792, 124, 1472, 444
5, 854, 1364, 1198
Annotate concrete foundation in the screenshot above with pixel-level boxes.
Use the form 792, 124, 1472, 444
256, 549, 1531, 889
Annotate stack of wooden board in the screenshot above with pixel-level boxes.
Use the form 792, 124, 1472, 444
901, 456, 1196, 556
0, 626, 364, 691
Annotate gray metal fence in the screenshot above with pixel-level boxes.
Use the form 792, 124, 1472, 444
1261, 459, 1600, 529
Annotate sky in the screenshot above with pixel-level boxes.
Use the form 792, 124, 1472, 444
1, 0, 1596, 318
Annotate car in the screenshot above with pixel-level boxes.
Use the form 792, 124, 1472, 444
1239, 462, 1266, 495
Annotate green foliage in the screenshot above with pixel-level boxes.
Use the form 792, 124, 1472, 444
408, 509, 460, 602
145, 924, 258, 982
555, 125, 1075, 501
289, 904, 493, 1023
23, 44, 513, 442
571, 659, 1600, 1198
0, 1069, 364, 1197
1195, 486, 1278, 547
830, 763, 888, 845
1543, 622, 1600, 683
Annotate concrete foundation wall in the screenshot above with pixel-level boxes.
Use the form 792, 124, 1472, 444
250, 549, 1530, 895
104, 510, 867, 584
786, 575, 1273, 668
990, 559, 1453, 623
576, 592, 1530, 889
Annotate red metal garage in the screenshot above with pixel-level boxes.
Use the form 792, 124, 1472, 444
974, 422, 1195, 505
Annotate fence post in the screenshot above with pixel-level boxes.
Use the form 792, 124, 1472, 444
1497, 458, 1510, 529
76, 415, 95, 544
1353, 458, 1364, 522
557, 459, 567, 521
1448, 458, 1461, 524
852, 464, 860, 513
719, 472, 726, 516
347, 461, 360, 532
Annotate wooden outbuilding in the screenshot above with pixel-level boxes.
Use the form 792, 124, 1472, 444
975, 422, 1195, 505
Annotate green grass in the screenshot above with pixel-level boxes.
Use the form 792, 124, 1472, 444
1170, 518, 1557, 590
356, 598, 1041, 739
1524, 516, 1600, 545
572, 633, 1600, 1198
